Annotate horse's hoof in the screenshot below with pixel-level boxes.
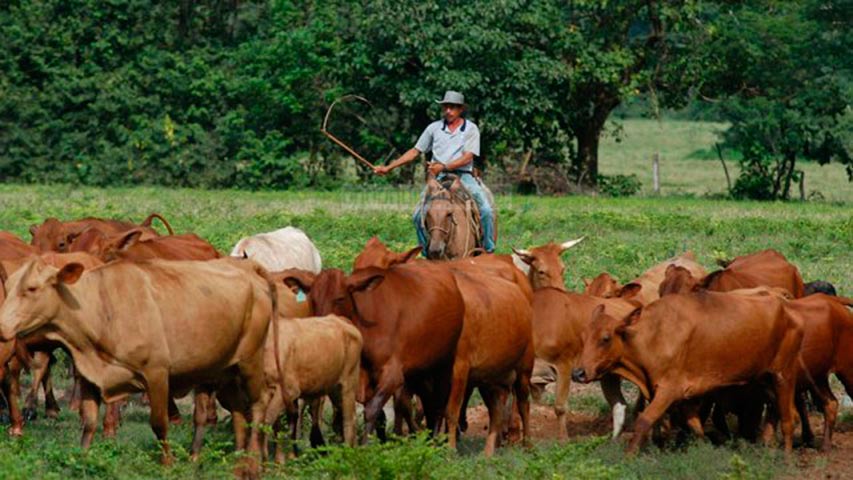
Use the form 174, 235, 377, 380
22, 408, 37, 422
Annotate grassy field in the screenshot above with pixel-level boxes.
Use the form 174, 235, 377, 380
0, 182, 850, 479
598, 119, 853, 203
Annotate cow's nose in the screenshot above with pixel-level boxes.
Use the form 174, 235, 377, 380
571, 367, 587, 383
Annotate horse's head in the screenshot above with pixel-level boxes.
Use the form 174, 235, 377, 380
424, 175, 472, 259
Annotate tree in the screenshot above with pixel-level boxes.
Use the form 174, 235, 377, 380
337, 0, 701, 189
696, 0, 852, 200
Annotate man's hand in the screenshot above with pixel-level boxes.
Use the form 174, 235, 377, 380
428, 162, 446, 176
373, 165, 392, 176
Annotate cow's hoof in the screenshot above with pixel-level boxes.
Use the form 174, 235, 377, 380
0, 413, 9, 425
169, 415, 183, 426
8, 426, 23, 437
22, 408, 37, 422
45, 409, 60, 420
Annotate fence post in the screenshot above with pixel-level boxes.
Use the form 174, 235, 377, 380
652, 153, 660, 194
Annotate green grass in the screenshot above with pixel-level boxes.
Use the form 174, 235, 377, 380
0, 183, 849, 478
598, 119, 853, 203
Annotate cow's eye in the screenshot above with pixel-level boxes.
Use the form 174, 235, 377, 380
26, 286, 37, 293
537, 270, 546, 276
601, 334, 611, 344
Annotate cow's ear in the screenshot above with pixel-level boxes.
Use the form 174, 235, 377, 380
512, 248, 535, 266
618, 283, 642, 300
624, 307, 642, 326
55, 263, 85, 285
582, 278, 592, 288
114, 230, 144, 252
398, 246, 422, 264
279, 269, 315, 293
346, 271, 385, 293
591, 304, 606, 320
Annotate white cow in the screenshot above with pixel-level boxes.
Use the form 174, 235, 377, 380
230, 227, 322, 273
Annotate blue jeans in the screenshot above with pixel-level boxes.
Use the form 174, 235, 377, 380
413, 173, 496, 253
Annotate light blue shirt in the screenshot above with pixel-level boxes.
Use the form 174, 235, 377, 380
414, 119, 480, 171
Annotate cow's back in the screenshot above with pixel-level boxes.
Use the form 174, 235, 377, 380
632, 252, 707, 305
231, 227, 321, 273
708, 249, 805, 298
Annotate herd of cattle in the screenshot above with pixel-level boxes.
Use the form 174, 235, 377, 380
0, 213, 849, 477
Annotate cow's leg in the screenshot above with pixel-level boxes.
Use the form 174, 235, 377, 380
79, 379, 101, 449
68, 372, 82, 413
814, 379, 838, 452
168, 397, 182, 425
552, 359, 573, 438
6, 357, 24, 436
261, 388, 286, 464
309, 397, 326, 447
445, 358, 471, 452
600, 374, 628, 439
342, 376, 358, 448
146, 373, 173, 465
682, 400, 706, 440
23, 351, 51, 421
628, 387, 678, 455
513, 362, 532, 446
795, 390, 814, 447
480, 385, 509, 457
393, 390, 418, 436
102, 400, 120, 438
286, 400, 301, 460
773, 372, 797, 454
190, 388, 212, 461
205, 392, 218, 425
362, 366, 402, 442
43, 362, 60, 419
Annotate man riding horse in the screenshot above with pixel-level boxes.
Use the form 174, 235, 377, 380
373, 91, 496, 256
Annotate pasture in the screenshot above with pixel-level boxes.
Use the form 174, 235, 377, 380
0, 179, 850, 479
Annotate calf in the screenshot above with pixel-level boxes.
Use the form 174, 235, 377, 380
573, 291, 803, 454
0, 257, 277, 474
259, 314, 361, 462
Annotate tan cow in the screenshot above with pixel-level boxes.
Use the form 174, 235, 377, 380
259, 313, 362, 462
0, 257, 278, 475
583, 252, 707, 305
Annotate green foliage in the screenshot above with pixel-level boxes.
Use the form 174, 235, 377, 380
696, 0, 853, 200
596, 174, 642, 197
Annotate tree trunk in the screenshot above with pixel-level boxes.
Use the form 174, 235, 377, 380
575, 127, 600, 188
572, 98, 618, 190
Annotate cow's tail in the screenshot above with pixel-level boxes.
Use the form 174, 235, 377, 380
256, 263, 288, 405
140, 213, 175, 235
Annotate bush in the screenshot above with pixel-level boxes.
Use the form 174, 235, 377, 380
597, 174, 642, 197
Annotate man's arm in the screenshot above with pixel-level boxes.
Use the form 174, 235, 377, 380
374, 148, 421, 175
428, 152, 474, 175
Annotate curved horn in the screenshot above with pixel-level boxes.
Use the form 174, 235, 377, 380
560, 237, 585, 252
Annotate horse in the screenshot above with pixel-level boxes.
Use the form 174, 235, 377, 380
420, 174, 492, 260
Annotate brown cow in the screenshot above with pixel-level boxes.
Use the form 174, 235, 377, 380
443, 270, 534, 456
703, 249, 805, 298
512, 240, 639, 439
30, 213, 173, 252
660, 265, 853, 450
70, 228, 220, 262
259, 313, 362, 462
353, 237, 534, 441
0, 257, 277, 474
572, 292, 804, 454
280, 262, 466, 439
583, 252, 707, 305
